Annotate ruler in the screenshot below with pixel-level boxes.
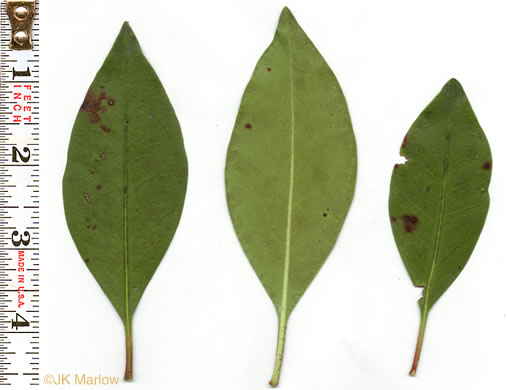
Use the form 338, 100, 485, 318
0, 0, 39, 386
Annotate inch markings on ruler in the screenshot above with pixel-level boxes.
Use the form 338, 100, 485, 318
0, 0, 39, 386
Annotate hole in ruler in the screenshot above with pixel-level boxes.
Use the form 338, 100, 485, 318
15, 6, 28, 19
13, 31, 28, 45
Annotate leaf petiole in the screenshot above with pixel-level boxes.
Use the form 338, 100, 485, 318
409, 309, 429, 376
124, 324, 133, 381
269, 315, 288, 387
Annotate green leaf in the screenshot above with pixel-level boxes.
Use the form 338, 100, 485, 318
389, 79, 492, 376
225, 7, 356, 386
62, 22, 188, 381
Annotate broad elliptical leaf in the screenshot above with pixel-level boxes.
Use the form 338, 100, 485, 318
62, 23, 188, 381
389, 79, 492, 376
225, 7, 357, 386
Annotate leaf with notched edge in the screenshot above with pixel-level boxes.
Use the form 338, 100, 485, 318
389, 79, 491, 376
225, 7, 356, 386
62, 22, 188, 381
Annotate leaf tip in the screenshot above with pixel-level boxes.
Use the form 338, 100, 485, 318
442, 77, 465, 96
119, 21, 138, 41
121, 21, 132, 33
446, 77, 461, 86
112, 20, 142, 57
280, 6, 296, 22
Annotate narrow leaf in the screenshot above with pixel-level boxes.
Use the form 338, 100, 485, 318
389, 79, 491, 375
62, 22, 188, 380
225, 7, 357, 386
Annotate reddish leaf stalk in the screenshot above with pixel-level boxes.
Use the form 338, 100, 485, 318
409, 310, 428, 376
124, 327, 133, 381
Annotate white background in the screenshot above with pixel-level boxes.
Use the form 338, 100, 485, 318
41, 0, 508, 389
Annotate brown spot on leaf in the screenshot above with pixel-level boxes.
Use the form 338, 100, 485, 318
96, 185, 102, 190
92, 225, 96, 231
391, 216, 397, 223
100, 153, 106, 160
83, 193, 92, 204
79, 91, 115, 123
482, 161, 491, 170
85, 258, 90, 263
323, 213, 327, 217
402, 214, 419, 233
100, 125, 111, 134
401, 135, 408, 148
90, 171, 94, 174
267, 67, 272, 72
245, 123, 252, 130
394, 164, 400, 171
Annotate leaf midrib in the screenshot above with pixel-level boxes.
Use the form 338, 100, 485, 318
281, 21, 295, 320
123, 117, 130, 326
422, 133, 451, 315
121, 47, 132, 327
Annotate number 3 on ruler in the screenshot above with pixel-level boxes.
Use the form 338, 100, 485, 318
12, 231, 30, 246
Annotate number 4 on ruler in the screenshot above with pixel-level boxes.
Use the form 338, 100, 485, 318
11, 313, 29, 329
